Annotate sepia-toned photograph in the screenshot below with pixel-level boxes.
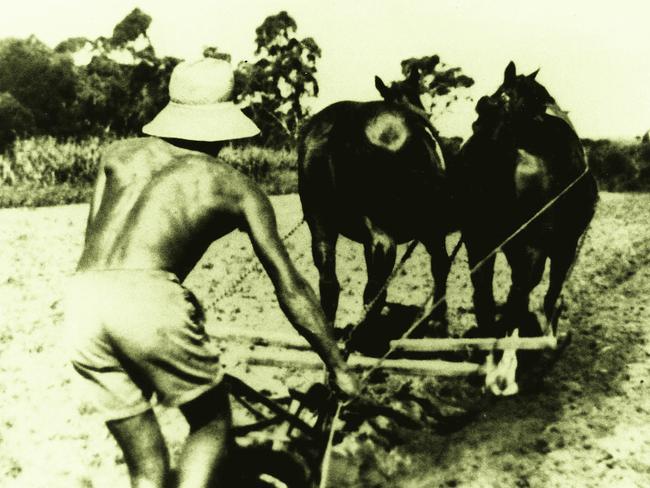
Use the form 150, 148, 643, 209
0, 1, 649, 487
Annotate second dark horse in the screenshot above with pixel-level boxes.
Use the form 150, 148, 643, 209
453, 62, 599, 338
298, 73, 453, 337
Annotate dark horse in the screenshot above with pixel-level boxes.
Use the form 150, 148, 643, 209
452, 61, 598, 337
298, 72, 453, 335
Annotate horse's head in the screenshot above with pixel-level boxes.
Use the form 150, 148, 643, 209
375, 69, 426, 112
473, 61, 555, 140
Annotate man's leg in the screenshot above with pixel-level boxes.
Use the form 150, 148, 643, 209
107, 410, 170, 488
177, 382, 232, 488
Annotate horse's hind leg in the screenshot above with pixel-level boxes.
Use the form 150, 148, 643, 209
362, 219, 396, 318
544, 238, 579, 330
504, 244, 547, 337
465, 238, 497, 336
422, 235, 450, 336
307, 220, 340, 327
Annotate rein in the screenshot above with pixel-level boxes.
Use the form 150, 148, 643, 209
213, 217, 306, 302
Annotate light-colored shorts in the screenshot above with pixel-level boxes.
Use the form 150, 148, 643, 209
64, 269, 222, 422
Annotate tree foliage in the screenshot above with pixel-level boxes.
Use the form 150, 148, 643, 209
0, 8, 180, 148
59, 9, 178, 138
0, 8, 476, 152
0, 92, 35, 148
397, 55, 474, 114
0, 9, 324, 148
582, 138, 650, 191
0, 9, 321, 149
0, 36, 77, 140
232, 11, 321, 146
110, 8, 152, 49
203, 46, 232, 63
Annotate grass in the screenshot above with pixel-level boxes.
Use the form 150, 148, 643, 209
0, 136, 648, 208
0, 137, 297, 208
219, 144, 297, 195
0, 182, 93, 207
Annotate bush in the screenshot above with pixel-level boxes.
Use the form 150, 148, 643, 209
220, 144, 297, 194
583, 138, 649, 192
0, 92, 35, 148
636, 139, 650, 189
1, 136, 106, 186
0, 137, 298, 207
0, 182, 92, 207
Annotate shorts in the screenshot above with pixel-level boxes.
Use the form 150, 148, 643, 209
64, 269, 223, 422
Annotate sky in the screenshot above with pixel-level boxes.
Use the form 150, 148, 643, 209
1, 0, 648, 140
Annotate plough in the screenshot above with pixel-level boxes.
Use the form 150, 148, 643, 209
220, 373, 335, 487
214, 326, 567, 385
213, 323, 569, 487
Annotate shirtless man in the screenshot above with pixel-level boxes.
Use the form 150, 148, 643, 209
65, 58, 359, 488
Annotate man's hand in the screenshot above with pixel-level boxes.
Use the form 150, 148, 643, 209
330, 365, 361, 400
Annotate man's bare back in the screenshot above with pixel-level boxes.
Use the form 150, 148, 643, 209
79, 137, 261, 280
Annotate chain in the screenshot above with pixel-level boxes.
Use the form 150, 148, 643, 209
213, 217, 306, 303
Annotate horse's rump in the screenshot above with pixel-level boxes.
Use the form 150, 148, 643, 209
364, 111, 410, 153
299, 100, 449, 239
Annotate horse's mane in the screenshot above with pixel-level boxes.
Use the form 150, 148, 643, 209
544, 102, 575, 131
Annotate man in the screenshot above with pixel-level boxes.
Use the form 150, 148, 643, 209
65, 58, 359, 488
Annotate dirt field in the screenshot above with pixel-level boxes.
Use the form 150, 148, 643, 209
1, 192, 649, 487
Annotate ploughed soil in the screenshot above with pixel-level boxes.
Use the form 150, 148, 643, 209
1, 192, 649, 487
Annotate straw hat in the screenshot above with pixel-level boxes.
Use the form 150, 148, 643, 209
142, 58, 259, 141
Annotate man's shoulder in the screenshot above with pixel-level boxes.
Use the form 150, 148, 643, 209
104, 136, 156, 156
100, 137, 267, 198
102, 137, 215, 172
100, 137, 161, 170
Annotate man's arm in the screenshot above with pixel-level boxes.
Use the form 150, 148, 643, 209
239, 188, 358, 396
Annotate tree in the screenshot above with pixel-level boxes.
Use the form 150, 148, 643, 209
57, 8, 179, 137
0, 36, 77, 138
232, 11, 321, 146
396, 55, 474, 116
203, 46, 232, 63
0, 92, 35, 148
110, 8, 152, 47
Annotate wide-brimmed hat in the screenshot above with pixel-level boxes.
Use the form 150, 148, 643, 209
142, 58, 259, 142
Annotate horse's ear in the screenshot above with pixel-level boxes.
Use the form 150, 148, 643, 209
504, 61, 516, 85
528, 68, 540, 80
375, 76, 389, 98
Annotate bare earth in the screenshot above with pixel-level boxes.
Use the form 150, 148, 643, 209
1, 192, 649, 488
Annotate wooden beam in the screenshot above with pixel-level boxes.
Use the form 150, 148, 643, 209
212, 329, 558, 354
211, 329, 310, 349
390, 336, 558, 352
239, 350, 482, 376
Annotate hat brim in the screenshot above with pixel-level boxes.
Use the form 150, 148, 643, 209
142, 101, 260, 142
